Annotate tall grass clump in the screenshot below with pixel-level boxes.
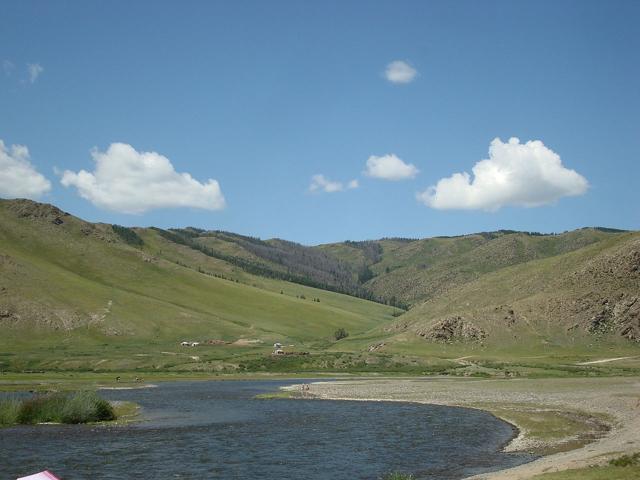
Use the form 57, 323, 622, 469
61, 391, 116, 424
9, 391, 115, 425
17, 393, 67, 424
0, 398, 21, 425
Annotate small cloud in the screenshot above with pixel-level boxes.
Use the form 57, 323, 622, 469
309, 174, 358, 193
0, 139, 52, 200
365, 154, 419, 181
27, 63, 44, 83
61, 143, 226, 214
417, 137, 589, 211
309, 174, 342, 193
384, 60, 417, 84
2, 60, 15, 76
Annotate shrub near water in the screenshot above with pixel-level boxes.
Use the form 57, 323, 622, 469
11, 391, 115, 425
61, 391, 115, 424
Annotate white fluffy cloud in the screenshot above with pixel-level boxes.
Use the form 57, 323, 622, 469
309, 174, 359, 193
384, 60, 417, 84
27, 63, 43, 83
0, 140, 52, 199
365, 154, 419, 181
61, 143, 226, 214
417, 137, 588, 211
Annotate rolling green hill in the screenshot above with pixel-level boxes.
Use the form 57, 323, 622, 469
332, 231, 639, 375
0, 198, 638, 375
0, 199, 396, 371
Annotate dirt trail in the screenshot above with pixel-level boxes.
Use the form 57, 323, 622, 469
576, 356, 636, 365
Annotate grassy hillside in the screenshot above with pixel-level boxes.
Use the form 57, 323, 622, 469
163, 228, 369, 299
333, 231, 640, 375
0, 199, 395, 371
107, 220, 630, 313
0, 198, 638, 376
321, 229, 624, 306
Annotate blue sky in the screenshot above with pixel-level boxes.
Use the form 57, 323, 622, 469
1, 0, 638, 244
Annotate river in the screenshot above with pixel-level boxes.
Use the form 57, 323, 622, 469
0, 379, 535, 479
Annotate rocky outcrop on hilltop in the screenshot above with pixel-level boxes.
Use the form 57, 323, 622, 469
6, 198, 70, 224
3, 198, 120, 243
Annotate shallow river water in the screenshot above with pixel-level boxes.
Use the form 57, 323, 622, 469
0, 380, 535, 479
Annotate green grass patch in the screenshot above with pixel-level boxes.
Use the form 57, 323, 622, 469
471, 402, 611, 455
381, 473, 414, 480
0, 398, 20, 425
531, 454, 640, 479
1, 391, 116, 426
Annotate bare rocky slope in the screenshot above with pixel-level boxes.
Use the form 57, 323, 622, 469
385, 232, 640, 346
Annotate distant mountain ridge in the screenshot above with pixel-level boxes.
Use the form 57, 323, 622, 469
153, 222, 631, 310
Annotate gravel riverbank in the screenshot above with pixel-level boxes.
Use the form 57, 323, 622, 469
289, 376, 640, 479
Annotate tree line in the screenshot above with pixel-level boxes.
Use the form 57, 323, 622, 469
151, 228, 408, 309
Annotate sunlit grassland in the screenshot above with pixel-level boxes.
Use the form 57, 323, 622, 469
1, 202, 638, 383
0, 203, 396, 373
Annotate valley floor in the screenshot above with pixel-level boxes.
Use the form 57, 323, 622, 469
294, 376, 640, 480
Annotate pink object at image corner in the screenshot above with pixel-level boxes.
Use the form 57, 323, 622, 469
17, 471, 61, 480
